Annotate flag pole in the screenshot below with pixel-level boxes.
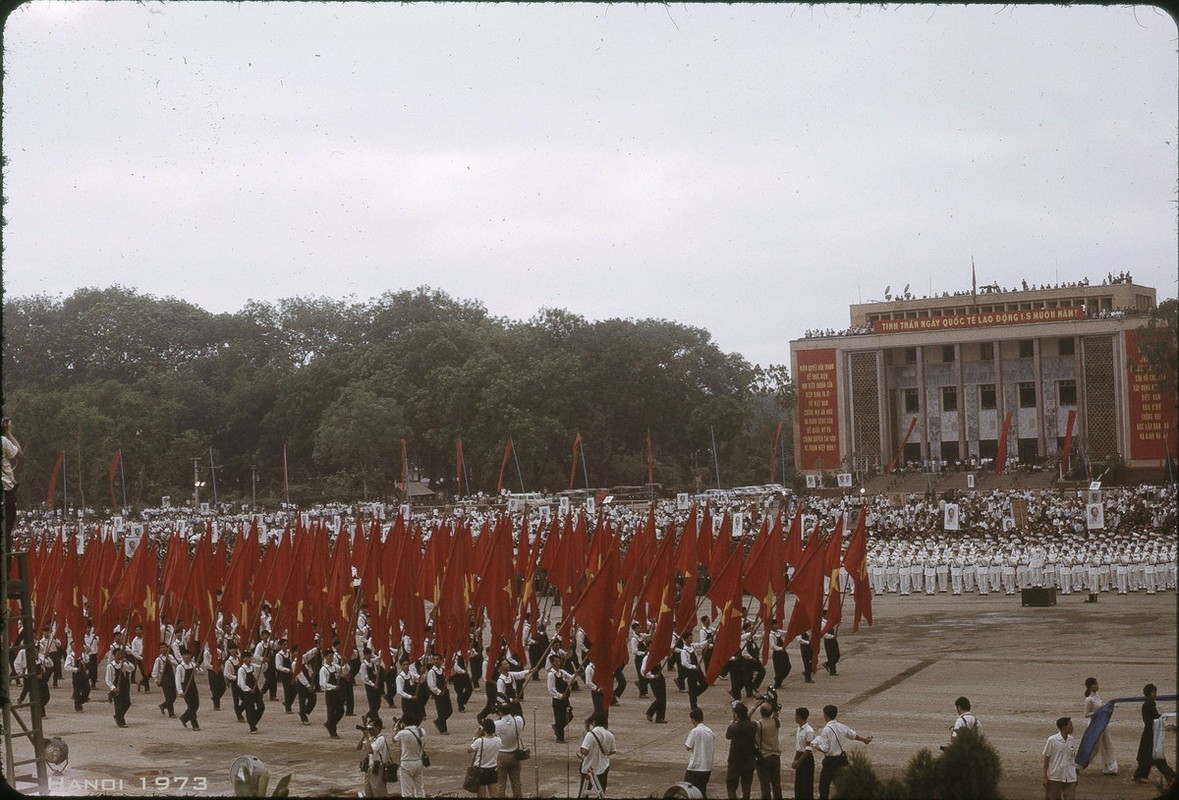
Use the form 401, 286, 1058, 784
208, 447, 219, 508
710, 426, 722, 489
119, 449, 129, 511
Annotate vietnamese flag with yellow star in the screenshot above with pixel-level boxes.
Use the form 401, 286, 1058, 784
703, 542, 745, 687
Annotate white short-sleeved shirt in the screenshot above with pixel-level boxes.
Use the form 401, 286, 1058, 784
580, 726, 616, 775
1, 435, 18, 490
394, 727, 423, 763
684, 724, 716, 771
470, 735, 501, 768
1042, 733, 1077, 783
795, 723, 816, 753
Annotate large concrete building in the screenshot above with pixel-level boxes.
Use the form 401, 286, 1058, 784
790, 278, 1175, 480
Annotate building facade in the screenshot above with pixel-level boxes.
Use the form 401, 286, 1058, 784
790, 280, 1175, 479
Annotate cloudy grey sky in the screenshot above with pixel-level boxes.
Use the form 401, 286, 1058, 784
3, 2, 1175, 368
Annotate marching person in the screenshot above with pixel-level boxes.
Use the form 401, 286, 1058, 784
237, 650, 265, 734
809, 704, 873, 800
65, 646, 91, 712
175, 648, 203, 730
425, 652, 453, 735
274, 638, 295, 713
105, 646, 135, 728
546, 653, 575, 743
224, 645, 245, 722
358, 647, 384, 719
451, 645, 474, 712
321, 648, 345, 738
296, 646, 319, 725
1133, 683, 1177, 786
152, 640, 178, 718
769, 621, 791, 689
1082, 677, 1117, 775
641, 651, 667, 724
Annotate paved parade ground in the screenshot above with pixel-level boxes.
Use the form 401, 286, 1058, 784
14, 589, 1177, 799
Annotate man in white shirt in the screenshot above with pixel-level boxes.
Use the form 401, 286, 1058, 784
547, 654, 576, 743
950, 696, 981, 742
792, 707, 816, 800
320, 649, 344, 738
684, 707, 715, 798
425, 652, 453, 735
1, 416, 22, 552
809, 704, 872, 800
578, 712, 616, 796
236, 651, 265, 733
1042, 716, 1078, 800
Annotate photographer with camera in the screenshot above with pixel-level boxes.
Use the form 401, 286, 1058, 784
356, 714, 393, 798
755, 696, 784, 800
2, 416, 23, 554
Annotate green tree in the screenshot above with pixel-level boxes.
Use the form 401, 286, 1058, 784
1134, 297, 1178, 408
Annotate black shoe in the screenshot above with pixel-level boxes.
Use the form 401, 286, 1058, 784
192, 724, 201, 731
646, 711, 654, 722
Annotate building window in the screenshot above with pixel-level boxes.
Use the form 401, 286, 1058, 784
942, 386, 958, 412
1059, 337, 1075, 356
1058, 380, 1077, 406
980, 342, 994, 361
1018, 340, 1035, 359
980, 384, 997, 410
904, 388, 919, 414
904, 347, 917, 365
1019, 382, 1037, 408
942, 345, 956, 362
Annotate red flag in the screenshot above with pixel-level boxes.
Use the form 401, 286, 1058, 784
569, 433, 582, 490
841, 506, 873, 632
703, 544, 745, 687
887, 417, 918, 474
496, 437, 514, 495
821, 515, 845, 635
570, 548, 623, 706
782, 531, 825, 646
108, 451, 122, 509
47, 451, 64, 507
996, 411, 1014, 475
1060, 410, 1078, 480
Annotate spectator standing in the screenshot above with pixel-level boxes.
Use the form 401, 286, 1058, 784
684, 707, 716, 798
809, 704, 872, 800
791, 707, 816, 800
755, 701, 783, 800
493, 701, 527, 798
395, 713, 428, 798
1042, 716, 1078, 800
1, 417, 22, 553
724, 702, 759, 800
470, 717, 502, 799
578, 712, 616, 797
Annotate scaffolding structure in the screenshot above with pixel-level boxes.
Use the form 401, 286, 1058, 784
2, 547, 49, 794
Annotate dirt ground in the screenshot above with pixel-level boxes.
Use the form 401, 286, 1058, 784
8, 589, 1177, 799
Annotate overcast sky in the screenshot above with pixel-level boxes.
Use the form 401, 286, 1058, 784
2, 2, 1176, 368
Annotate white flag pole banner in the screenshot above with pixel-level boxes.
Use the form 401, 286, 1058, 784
676, 492, 690, 510
966, 473, 976, 489
558, 496, 570, 516
1086, 502, 1105, 530
837, 473, 852, 488
943, 503, 960, 531
805, 475, 817, 489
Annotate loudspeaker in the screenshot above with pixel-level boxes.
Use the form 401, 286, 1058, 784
1021, 587, 1057, 607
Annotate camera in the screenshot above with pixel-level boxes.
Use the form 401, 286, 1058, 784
755, 687, 781, 714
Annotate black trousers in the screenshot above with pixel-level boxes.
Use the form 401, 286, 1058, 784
180, 686, 200, 727
686, 669, 706, 710
297, 684, 317, 722
685, 770, 711, 799
646, 675, 667, 722
771, 651, 791, 687
242, 689, 264, 731
451, 673, 473, 711
818, 754, 847, 800
208, 671, 226, 709
725, 763, 755, 800
72, 670, 90, 710
365, 684, 383, 717
552, 697, 572, 740
432, 689, 453, 732
634, 655, 649, 696
112, 688, 131, 726
794, 752, 815, 800
324, 688, 344, 735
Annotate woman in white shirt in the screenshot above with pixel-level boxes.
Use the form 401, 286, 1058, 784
1082, 677, 1118, 775
469, 718, 501, 798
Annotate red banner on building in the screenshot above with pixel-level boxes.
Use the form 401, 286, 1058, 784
872, 306, 1084, 334
797, 348, 840, 470
1125, 330, 1178, 462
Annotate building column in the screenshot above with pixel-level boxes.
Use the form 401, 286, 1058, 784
956, 343, 966, 464
916, 346, 928, 464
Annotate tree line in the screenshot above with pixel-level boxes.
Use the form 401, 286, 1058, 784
2, 285, 796, 510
